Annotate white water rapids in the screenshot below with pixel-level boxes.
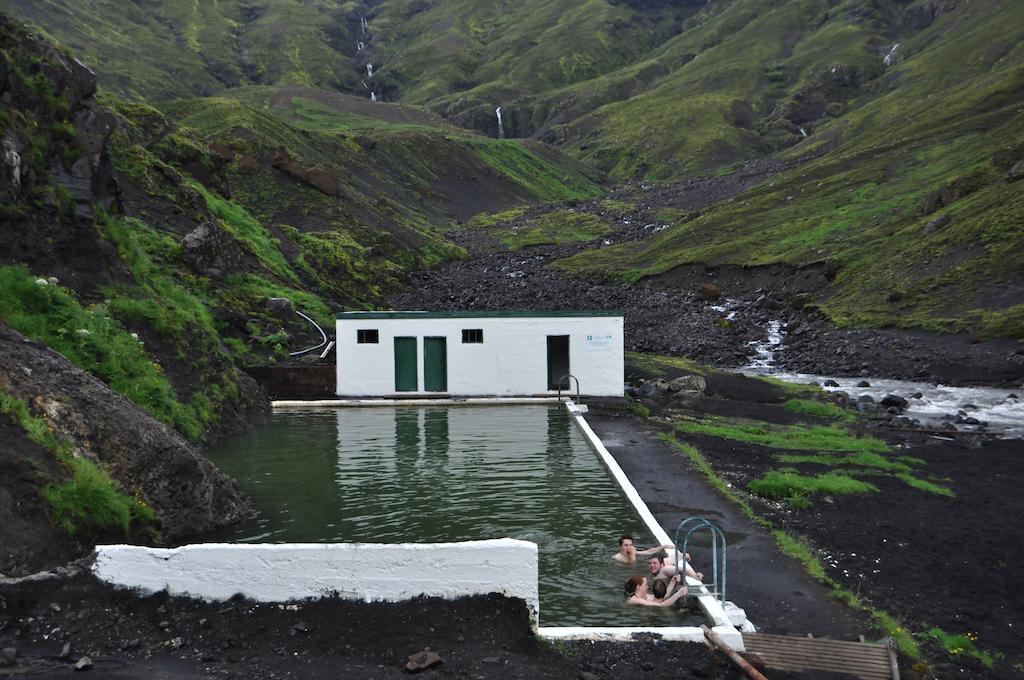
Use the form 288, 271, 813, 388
739, 319, 1024, 438
367, 63, 374, 78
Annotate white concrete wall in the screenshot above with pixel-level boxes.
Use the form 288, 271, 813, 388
93, 539, 539, 619
335, 315, 623, 397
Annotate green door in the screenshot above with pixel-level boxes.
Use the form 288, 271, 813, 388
424, 337, 447, 392
394, 337, 418, 392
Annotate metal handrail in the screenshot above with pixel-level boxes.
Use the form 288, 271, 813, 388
288, 309, 329, 357
673, 516, 727, 604
557, 374, 580, 404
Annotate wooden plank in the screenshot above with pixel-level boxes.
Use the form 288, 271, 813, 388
742, 634, 895, 680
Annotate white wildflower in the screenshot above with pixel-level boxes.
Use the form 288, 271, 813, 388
35, 278, 48, 286
131, 332, 139, 341
76, 328, 90, 336
47, 276, 59, 285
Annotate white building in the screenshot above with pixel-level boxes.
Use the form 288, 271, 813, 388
335, 311, 624, 397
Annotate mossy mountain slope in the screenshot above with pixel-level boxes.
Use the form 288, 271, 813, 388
557, 0, 1024, 337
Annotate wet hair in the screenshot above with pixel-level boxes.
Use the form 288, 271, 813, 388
618, 534, 634, 547
624, 575, 645, 598
649, 551, 667, 564
652, 579, 668, 600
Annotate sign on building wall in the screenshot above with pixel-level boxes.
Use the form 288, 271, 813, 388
586, 334, 613, 351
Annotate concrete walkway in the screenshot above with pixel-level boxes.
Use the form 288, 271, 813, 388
585, 403, 870, 638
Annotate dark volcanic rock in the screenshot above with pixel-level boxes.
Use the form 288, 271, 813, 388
0, 323, 251, 554
880, 394, 909, 410
1008, 160, 1024, 183
181, 221, 255, 280
923, 213, 951, 235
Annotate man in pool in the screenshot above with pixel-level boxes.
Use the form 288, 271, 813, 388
649, 551, 703, 582
613, 535, 679, 564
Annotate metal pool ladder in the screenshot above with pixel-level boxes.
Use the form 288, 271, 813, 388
674, 516, 727, 604
557, 374, 580, 404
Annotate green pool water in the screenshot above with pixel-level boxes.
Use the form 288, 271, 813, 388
201, 404, 705, 627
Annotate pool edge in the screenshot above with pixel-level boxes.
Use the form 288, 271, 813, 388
557, 399, 748, 651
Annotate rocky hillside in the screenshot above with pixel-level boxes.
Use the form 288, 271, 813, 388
0, 12, 599, 572
5, 0, 1023, 341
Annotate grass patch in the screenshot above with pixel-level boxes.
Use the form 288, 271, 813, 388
1, 388, 156, 537
778, 452, 911, 472
924, 628, 994, 668
673, 418, 889, 453
42, 458, 156, 537
499, 210, 612, 250
0, 264, 203, 440
751, 375, 819, 394
469, 139, 601, 203
626, 351, 706, 376
894, 473, 955, 497
748, 470, 878, 502
783, 398, 854, 421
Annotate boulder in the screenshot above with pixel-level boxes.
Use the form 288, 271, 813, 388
405, 649, 443, 673
923, 213, 951, 235
264, 297, 295, 319
668, 375, 706, 395
880, 394, 909, 410
181, 222, 254, 280
1, 132, 22, 193
636, 383, 657, 399
1008, 160, 1024, 183
823, 379, 840, 387
0, 325, 252, 541
695, 283, 721, 301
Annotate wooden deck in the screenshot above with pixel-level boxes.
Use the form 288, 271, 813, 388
742, 633, 898, 680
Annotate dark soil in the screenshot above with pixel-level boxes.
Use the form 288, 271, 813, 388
0, 574, 779, 680
390, 165, 1024, 388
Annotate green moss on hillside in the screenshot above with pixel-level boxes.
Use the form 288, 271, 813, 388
0, 264, 206, 440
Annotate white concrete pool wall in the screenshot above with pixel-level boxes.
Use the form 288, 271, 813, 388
555, 400, 746, 650
92, 539, 539, 621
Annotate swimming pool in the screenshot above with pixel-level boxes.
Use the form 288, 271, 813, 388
202, 404, 705, 626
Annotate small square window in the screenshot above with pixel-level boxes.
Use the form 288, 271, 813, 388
357, 329, 379, 344
462, 328, 483, 344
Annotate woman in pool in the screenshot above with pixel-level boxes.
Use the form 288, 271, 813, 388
624, 574, 688, 606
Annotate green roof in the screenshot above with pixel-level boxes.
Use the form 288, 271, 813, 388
336, 310, 623, 320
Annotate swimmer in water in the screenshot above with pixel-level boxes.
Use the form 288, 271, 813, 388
613, 535, 679, 564
624, 574, 688, 607
648, 551, 703, 582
